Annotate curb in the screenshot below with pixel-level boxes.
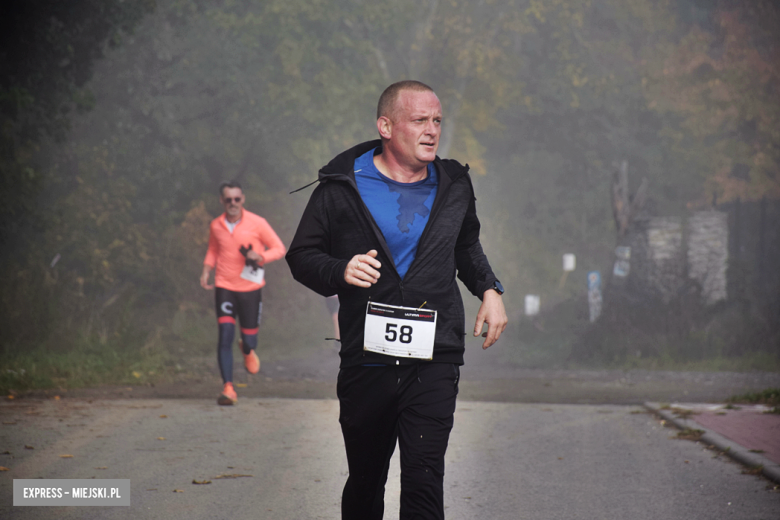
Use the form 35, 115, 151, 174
644, 402, 780, 485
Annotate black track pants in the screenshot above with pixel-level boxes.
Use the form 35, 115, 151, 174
337, 362, 460, 520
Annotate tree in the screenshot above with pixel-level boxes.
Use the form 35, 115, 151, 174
0, 0, 155, 245
644, 0, 780, 206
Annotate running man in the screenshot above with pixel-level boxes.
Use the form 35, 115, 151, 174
201, 180, 286, 405
287, 81, 507, 519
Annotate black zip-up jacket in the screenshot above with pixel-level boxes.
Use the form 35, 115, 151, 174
286, 140, 498, 368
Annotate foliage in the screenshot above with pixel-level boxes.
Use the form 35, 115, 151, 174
0, 0, 156, 245
0, 321, 172, 395
2, 0, 778, 386
727, 388, 780, 407
644, 0, 780, 207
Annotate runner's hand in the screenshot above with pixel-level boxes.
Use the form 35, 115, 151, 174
200, 267, 214, 290
474, 289, 507, 349
246, 249, 264, 265
344, 250, 381, 288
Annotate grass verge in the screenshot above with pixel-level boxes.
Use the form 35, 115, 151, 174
726, 388, 780, 414
0, 334, 173, 396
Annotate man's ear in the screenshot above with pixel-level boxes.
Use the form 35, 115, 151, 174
377, 116, 392, 140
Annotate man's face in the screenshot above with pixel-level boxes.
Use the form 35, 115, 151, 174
221, 187, 244, 219
384, 89, 442, 169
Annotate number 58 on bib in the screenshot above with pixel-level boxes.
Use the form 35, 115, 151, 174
363, 302, 437, 360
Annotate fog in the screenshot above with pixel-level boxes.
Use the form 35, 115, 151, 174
1, 0, 778, 391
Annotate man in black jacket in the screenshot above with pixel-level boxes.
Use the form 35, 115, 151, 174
287, 80, 507, 520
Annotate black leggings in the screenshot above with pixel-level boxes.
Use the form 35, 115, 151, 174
215, 287, 262, 383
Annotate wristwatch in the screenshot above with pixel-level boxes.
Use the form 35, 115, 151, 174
491, 280, 504, 295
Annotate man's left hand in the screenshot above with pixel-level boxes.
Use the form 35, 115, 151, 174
473, 289, 507, 350
246, 249, 264, 265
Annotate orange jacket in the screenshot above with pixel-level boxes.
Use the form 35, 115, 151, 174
204, 209, 286, 291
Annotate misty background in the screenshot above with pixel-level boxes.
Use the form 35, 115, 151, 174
1, 0, 778, 393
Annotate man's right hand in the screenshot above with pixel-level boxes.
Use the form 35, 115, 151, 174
344, 250, 382, 288
200, 266, 214, 290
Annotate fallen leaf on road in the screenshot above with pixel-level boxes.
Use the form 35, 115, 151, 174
235, 383, 247, 388
213, 474, 253, 479
159, 415, 168, 418
132, 371, 142, 378
192, 480, 212, 485
0, 466, 9, 471
173, 489, 184, 493
7, 395, 14, 400
674, 428, 704, 441
60, 454, 73, 458
157, 437, 166, 441
671, 407, 698, 419
95, 467, 107, 470
24, 445, 34, 450
2, 421, 16, 425
54, 396, 60, 400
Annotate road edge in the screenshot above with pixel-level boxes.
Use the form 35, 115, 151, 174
644, 402, 780, 485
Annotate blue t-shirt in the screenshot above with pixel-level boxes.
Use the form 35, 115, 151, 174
354, 147, 438, 279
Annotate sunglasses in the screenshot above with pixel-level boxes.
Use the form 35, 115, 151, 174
223, 197, 243, 204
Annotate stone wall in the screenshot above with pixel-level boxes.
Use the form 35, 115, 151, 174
626, 212, 727, 305
687, 211, 728, 305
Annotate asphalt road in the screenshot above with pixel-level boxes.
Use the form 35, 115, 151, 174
37, 344, 780, 405
2, 397, 779, 519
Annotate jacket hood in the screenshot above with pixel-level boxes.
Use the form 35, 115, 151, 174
318, 139, 470, 185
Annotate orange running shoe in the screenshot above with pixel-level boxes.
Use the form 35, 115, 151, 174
217, 382, 237, 405
244, 349, 260, 374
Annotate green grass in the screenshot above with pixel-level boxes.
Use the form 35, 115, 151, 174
727, 388, 780, 406
600, 352, 780, 372
726, 388, 780, 414
0, 297, 335, 395
0, 334, 173, 395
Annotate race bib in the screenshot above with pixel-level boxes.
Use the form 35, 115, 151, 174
364, 302, 437, 360
240, 264, 265, 284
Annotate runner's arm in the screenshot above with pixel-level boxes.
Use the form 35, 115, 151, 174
202, 223, 218, 289
286, 185, 351, 296
453, 177, 507, 348
254, 218, 287, 265
454, 179, 499, 299
200, 264, 214, 290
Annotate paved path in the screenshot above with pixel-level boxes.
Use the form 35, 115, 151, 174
647, 402, 780, 485
2, 398, 779, 519
40, 345, 780, 405
675, 404, 780, 465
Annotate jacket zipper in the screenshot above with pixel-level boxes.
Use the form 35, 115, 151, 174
404, 162, 469, 279
323, 170, 404, 285
319, 159, 469, 303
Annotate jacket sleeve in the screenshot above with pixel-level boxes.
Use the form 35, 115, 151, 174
203, 221, 219, 268
286, 183, 351, 297
454, 176, 498, 300
256, 218, 287, 264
